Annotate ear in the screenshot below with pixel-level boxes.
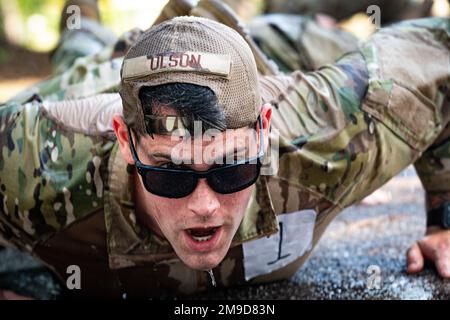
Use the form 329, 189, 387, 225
260, 103, 272, 130
112, 115, 134, 165
259, 103, 272, 151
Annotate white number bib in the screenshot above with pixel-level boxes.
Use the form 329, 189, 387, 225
242, 209, 317, 280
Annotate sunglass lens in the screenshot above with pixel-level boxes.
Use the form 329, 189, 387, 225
142, 170, 196, 198
208, 163, 260, 194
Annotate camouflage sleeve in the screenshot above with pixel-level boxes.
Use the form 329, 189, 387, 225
362, 18, 450, 213
262, 17, 450, 212
0, 99, 114, 252
415, 129, 450, 214
0, 101, 40, 251
261, 50, 375, 207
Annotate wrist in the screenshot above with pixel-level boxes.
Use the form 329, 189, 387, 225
426, 225, 445, 235
426, 198, 450, 229
425, 191, 450, 212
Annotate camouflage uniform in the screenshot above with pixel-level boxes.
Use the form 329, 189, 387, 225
7, 24, 136, 106
247, 14, 358, 72
1, 9, 450, 298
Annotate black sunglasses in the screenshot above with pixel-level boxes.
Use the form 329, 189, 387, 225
127, 117, 265, 198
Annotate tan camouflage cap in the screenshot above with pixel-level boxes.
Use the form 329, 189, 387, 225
119, 16, 261, 135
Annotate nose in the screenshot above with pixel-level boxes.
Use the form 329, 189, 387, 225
187, 178, 220, 219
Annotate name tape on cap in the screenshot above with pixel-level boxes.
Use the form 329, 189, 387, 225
122, 52, 231, 79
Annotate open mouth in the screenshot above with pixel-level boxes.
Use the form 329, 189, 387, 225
186, 227, 219, 242
183, 226, 223, 252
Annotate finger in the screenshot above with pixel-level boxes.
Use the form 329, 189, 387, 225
434, 244, 450, 278
435, 259, 450, 278
406, 243, 424, 274
417, 236, 438, 261
419, 235, 450, 278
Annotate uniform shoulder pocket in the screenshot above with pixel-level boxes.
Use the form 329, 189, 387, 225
360, 29, 445, 150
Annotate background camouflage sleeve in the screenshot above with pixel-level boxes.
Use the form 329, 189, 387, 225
248, 14, 359, 73
8, 53, 123, 106
51, 18, 117, 76
6, 25, 144, 105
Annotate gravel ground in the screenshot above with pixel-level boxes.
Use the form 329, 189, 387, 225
1, 167, 449, 299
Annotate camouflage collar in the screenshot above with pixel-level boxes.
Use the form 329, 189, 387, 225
104, 142, 279, 270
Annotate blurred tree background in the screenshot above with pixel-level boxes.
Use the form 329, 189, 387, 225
0, 0, 175, 52
0, 0, 60, 51
0, 0, 448, 102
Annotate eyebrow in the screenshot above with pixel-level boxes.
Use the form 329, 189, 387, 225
149, 145, 251, 164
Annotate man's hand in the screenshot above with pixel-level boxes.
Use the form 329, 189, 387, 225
407, 227, 450, 278
0, 289, 33, 300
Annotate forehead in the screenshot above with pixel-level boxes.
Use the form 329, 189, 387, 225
134, 104, 259, 164
139, 126, 256, 152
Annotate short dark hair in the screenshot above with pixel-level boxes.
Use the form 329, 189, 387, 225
137, 83, 226, 138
